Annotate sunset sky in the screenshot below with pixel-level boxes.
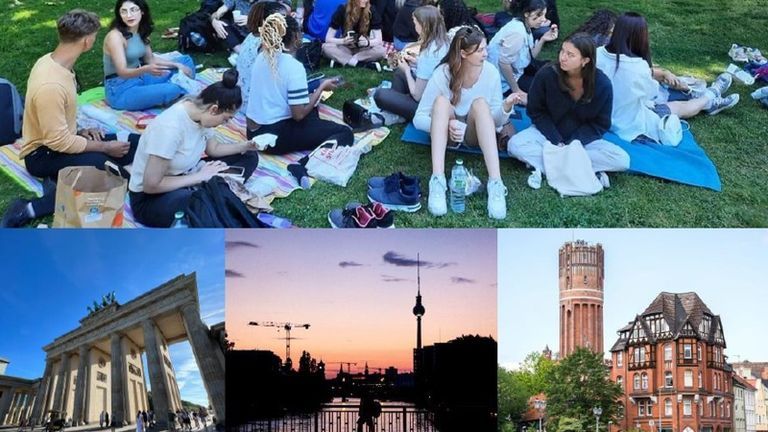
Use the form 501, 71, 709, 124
225, 229, 497, 376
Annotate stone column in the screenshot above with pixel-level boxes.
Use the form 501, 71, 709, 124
180, 303, 225, 425
51, 353, 70, 414
110, 334, 125, 426
72, 345, 89, 425
31, 360, 53, 425
0, 387, 15, 425
142, 319, 171, 429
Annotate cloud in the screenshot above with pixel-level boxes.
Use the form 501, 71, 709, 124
382, 251, 455, 269
225, 240, 260, 250
381, 274, 408, 283
339, 261, 364, 268
451, 276, 476, 284
225, 269, 245, 278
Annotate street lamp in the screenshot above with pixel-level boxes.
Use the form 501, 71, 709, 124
534, 399, 547, 432
593, 406, 603, 432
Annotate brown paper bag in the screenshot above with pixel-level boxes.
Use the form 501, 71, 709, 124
52, 162, 127, 228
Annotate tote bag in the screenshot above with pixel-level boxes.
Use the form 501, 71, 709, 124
542, 140, 603, 197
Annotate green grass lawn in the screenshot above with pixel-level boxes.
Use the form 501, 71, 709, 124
1, 0, 767, 227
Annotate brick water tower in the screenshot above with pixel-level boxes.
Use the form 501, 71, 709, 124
559, 240, 604, 357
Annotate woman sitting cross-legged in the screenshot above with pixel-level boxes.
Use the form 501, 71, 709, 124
595, 12, 739, 144
322, 0, 387, 69
103, 0, 196, 111
487, 0, 559, 102
128, 69, 260, 228
414, 26, 521, 220
374, 5, 448, 121
247, 14, 353, 186
508, 33, 629, 189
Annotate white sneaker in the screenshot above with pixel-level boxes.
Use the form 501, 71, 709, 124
428, 174, 447, 216
487, 178, 508, 220
597, 172, 610, 188
707, 94, 740, 115
527, 169, 542, 189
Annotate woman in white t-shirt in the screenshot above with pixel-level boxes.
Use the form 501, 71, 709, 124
414, 26, 522, 220
128, 69, 260, 227
595, 12, 739, 144
246, 13, 352, 186
487, 0, 558, 101
373, 5, 448, 121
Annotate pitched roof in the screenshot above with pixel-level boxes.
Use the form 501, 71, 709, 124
734, 373, 757, 391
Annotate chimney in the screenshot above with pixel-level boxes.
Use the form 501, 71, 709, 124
0, 358, 8, 375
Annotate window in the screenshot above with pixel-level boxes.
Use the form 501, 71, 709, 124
664, 344, 673, 361
698, 344, 702, 361
638, 401, 647, 417
642, 373, 649, 390
617, 375, 623, 388
617, 352, 623, 367
684, 344, 693, 359
684, 399, 692, 416
665, 398, 673, 416
684, 370, 693, 387
699, 401, 703, 416
698, 371, 703, 388
634, 347, 646, 364
665, 371, 673, 387
634, 373, 640, 390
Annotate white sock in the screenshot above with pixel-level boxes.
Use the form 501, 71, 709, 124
26, 202, 35, 218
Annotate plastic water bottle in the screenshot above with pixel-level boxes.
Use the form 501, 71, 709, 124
189, 32, 206, 48
171, 211, 188, 228
449, 159, 468, 213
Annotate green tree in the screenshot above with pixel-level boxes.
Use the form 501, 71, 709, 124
556, 417, 585, 432
498, 352, 556, 431
544, 348, 622, 432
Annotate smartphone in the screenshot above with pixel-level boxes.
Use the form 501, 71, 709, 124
220, 166, 245, 176
158, 65, 178, 71
346, 31, 356, 39
307, 73, 326, 93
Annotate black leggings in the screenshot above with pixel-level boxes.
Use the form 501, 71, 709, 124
373, 68, 418, 121
129, 152, 259, 228
24, 133, 140, 217
247, 109, 354, 153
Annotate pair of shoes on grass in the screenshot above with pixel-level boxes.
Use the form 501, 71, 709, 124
427, 174, 508, 220
367, 172, 421, 212
328, 201, 394, 228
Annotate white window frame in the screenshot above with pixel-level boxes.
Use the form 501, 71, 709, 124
665, 398, 673, 416
684, 399, 692, 416
684, 370, 693, 388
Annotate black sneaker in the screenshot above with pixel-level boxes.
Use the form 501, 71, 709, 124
345, 201, 395, 229
328, 205, 377, 228
359, 61, 382, 72
1, 199, 32, 228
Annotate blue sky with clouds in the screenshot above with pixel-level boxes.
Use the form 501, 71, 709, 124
498, 229, 768, 369
0, 230, 224, 406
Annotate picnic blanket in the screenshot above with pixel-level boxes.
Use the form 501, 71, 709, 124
0, 68, 390, 227
401, 108, 721, 191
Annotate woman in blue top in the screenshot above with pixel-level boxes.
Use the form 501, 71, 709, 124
103, 0, 196, 111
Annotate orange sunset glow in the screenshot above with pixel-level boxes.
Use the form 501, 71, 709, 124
225, 229, 497, 376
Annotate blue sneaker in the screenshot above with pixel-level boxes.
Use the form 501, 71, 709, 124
368, 172, 421, 197
367, 184, 422, 212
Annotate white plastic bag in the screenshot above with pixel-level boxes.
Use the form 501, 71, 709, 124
305, 140, 363, 187
657, 114, 683, 147
542, 140, 603, 196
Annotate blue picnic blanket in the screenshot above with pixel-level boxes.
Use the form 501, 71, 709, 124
401, 108, 722, 191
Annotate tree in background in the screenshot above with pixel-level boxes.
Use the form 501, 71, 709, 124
544, 347, 622, 432
498, 352, 555, 431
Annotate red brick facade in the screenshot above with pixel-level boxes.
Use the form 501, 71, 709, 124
559, 240, 604, 357
609, 293, 734, 432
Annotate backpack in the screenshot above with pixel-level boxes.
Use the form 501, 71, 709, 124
178, 0, 225, 53
185, 176, 266, 228
296, 39, 324, 72
0, 77, 24, 145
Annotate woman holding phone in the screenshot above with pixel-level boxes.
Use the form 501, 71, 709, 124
128, 69, 260, 227
414, 26, 520, 220
322, 0, 387, 69
103, 0, 197, 111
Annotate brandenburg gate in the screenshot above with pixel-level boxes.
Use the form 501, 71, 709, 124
29, 273, 225, 428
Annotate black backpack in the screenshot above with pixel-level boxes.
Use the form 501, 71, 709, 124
0, 77, 24, 145
186, 177, 266, 228
296, 39, 324, 72
178, 0, 225, 53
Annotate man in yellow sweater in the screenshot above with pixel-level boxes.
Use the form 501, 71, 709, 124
2, 9, 139, 227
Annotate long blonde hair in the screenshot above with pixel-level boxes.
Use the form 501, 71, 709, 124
259, 13, 287, 78
414, 5, 447, 52
344, 0, 371, 35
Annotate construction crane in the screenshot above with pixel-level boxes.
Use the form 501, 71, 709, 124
248, 321, 310, 365
328, 361, 358, 374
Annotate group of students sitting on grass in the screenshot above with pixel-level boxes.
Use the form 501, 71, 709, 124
0, 0, 741, 227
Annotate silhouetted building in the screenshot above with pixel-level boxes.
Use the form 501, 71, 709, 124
610, 292, 733, 432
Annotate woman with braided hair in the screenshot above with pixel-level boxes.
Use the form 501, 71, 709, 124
246, 13, 353, 186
